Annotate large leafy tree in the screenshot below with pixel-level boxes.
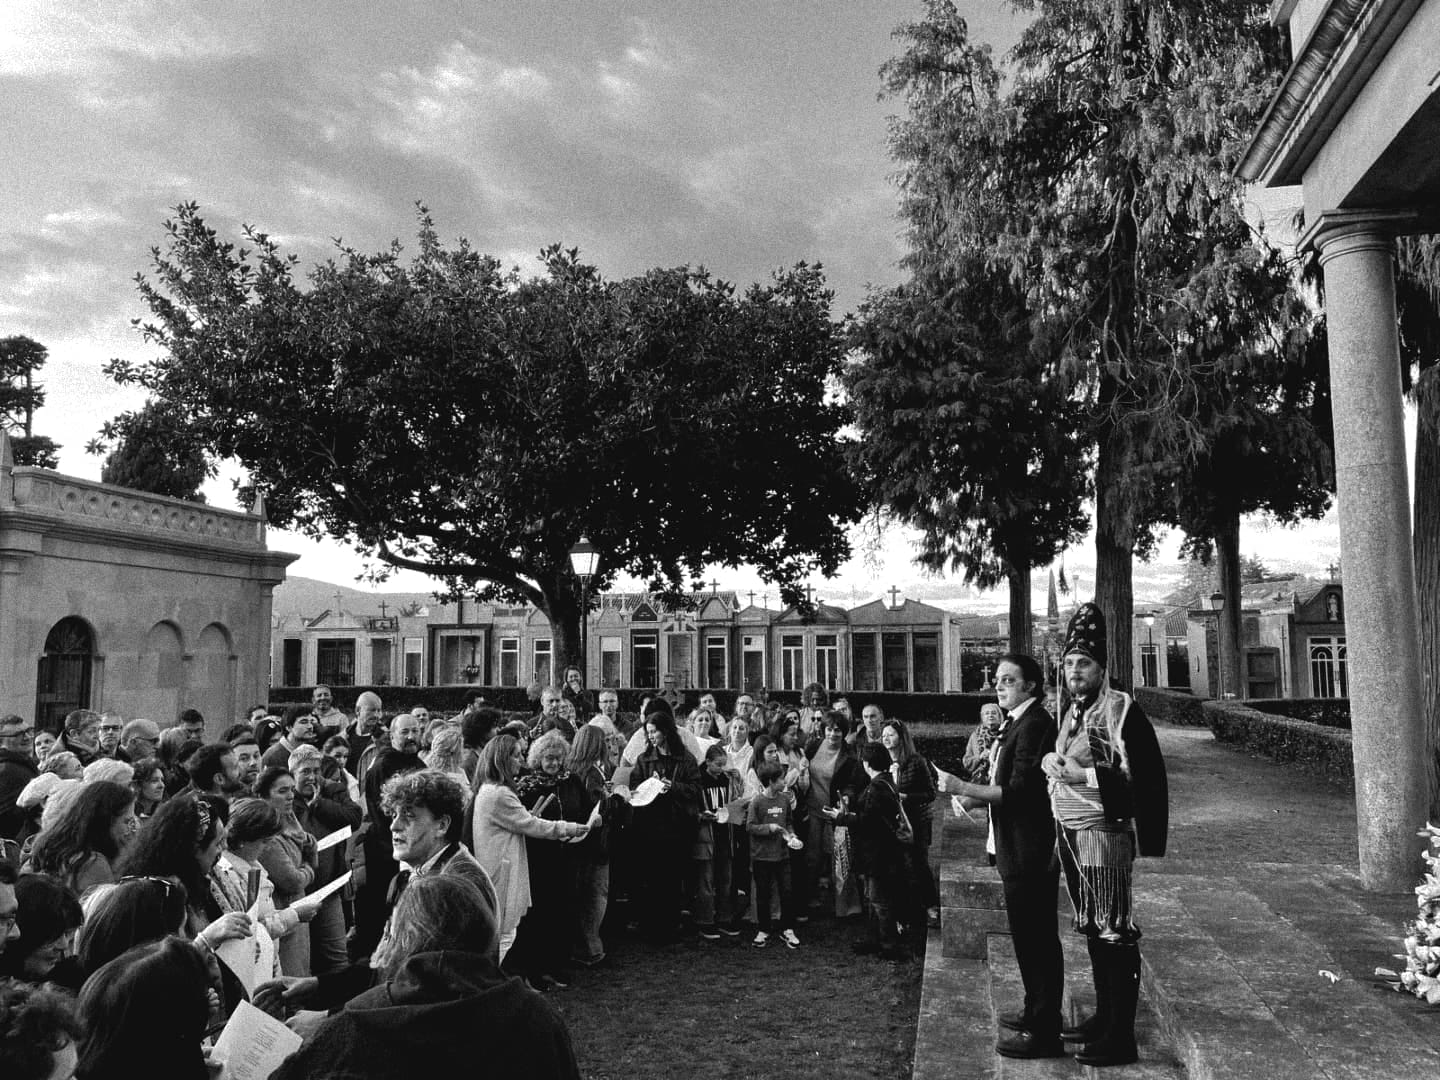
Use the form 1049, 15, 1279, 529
882, 0, 1308, 684
0, 334, 59, 468
89, 400, 211, 502
109, 204, 863, 669
846, 268, 1090, 656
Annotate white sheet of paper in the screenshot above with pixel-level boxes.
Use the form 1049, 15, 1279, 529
212, 1000, 303, 1080
715, 806, 730, 825
304, 870, 352, 907
315, 825, 352, 852
628, 776, 666, 807
215, 922, 275, 997
586, 799, 603, 828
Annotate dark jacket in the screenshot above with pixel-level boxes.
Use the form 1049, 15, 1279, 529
1092, 698, 1169, 858
991, 700, 1059, 881
275, 951, 581, 1080
296, 787, 363, 887
629, 746, 701, 842
833, 773, 905, 879
0, 748, 39, 841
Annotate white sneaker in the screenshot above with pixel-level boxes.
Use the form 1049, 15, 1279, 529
781, 929, 801, 949
752, 931, 770, 948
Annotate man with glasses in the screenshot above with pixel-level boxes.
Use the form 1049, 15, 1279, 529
119, 718, 160, 761
0, 715, 39, 841
96, 711, 125, 759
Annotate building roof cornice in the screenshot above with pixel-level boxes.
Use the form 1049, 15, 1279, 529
1238, 0, 1423, 185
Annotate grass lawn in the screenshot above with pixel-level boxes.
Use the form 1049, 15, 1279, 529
544, 906, 923, 1080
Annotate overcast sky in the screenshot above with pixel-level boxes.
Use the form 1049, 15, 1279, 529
2, 1, 1350, 612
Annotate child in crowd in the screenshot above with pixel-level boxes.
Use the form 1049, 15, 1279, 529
824, 743, 909, 960
693, 744, 744, 939
746, 760, 800, 949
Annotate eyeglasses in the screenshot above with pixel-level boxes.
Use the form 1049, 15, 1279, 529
995, 676, 1025, 687
0, 727, 33, 739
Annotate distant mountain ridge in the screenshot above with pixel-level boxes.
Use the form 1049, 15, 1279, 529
272, 576, 440, 622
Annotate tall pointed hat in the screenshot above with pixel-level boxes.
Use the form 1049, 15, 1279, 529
1062, 601, 1107, 666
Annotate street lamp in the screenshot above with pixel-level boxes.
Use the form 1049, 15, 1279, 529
569, 537, 600, 688
1208, 591, 1225, 698
1142, 612, 1156, 687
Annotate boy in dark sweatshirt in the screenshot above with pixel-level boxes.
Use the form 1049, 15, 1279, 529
746, 760, 800, 949
824, 743, 908, 960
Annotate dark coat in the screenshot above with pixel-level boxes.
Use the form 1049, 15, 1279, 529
275, 951, 580, 1080
1093, 699, 1169, 858
991, 700, 1059, 881
0, 748, 39, 841
833, 773, 905, 879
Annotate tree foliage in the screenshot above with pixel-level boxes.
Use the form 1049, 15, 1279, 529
846, 267, 1090, 655
1, 335, 60, 468
109, 204, 864, 668
881, 0, 1320, 683
88, 400, 210, 502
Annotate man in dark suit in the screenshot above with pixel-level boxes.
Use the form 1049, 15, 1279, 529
946, 652, 1064, 1059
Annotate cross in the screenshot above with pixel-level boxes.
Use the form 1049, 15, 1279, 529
710, 579, 720, 596
1326, 561, 1339, 581
748, 590, 756, 607
378, 599, 389, 619
762, 591, 769, 609
804, 584, 815, 604
888, 586, 901, 608
333, 590, 344, 613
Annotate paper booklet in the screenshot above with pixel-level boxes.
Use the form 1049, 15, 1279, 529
211, 1000, 302, 1080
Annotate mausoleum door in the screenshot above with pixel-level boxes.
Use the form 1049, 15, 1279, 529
36, 617, 95, 730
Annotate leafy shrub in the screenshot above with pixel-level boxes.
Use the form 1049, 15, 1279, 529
1204, 699, 1353, 782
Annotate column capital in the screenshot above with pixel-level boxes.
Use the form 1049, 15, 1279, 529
1300, 208, 1421, 262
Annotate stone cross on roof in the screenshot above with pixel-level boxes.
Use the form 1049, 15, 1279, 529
888, 586, 901, 608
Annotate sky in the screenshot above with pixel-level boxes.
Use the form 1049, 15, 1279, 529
1, 1, 1355, 615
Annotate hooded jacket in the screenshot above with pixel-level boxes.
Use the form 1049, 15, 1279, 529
273, 950, 580, 1080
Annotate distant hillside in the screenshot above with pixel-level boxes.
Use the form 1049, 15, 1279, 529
272, 576, 442, 622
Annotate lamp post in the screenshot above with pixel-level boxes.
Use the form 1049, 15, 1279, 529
1208, 591, 1225, 699
569, 537, 600, 688
1142, 612, 1156, 687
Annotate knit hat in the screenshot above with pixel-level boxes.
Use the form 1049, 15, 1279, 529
1063, 602, 1107, 666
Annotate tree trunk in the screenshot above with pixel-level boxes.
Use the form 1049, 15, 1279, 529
1414, 366, 1440, 818
1214, 511, 1243, 700
540, 574, 583, 686
1007, 563, 1033, 657
1094, 433, 1135, 689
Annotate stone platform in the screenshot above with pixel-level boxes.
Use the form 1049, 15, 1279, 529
913, 725, 1438, 1079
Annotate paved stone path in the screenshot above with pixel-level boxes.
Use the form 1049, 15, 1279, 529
915, 723, 1438, 1080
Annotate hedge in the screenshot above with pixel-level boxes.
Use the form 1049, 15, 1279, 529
268, 685, 997, 725
1203, 698, 1353, 783
1245, 697, 1351, 730
1134, 687, 1208, 728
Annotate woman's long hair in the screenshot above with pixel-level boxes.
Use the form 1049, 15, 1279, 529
77, 936, 211, 1080
115, 793, 224, 917
566, 725, 610, 774
882, 718, 918, 763
476, 734, 521, 790
77, 876, 190, 977
641, 709, 685, 759
28, 780, 135, 878
371, 875, 498, 981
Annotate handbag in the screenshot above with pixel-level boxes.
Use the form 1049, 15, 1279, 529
895, 799, 915, 845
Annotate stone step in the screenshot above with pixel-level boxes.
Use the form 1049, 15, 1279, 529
1139, 878, 1440, 1080
913, 926, 997, 1080
985, 934, 1080, 1079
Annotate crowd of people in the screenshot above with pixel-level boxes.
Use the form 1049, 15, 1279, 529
0, 672, 946, 1078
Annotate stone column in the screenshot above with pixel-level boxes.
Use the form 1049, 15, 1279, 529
1309, 210, 1428, 892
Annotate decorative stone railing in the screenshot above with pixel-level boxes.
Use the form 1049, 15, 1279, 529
4, 467, 267, 547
